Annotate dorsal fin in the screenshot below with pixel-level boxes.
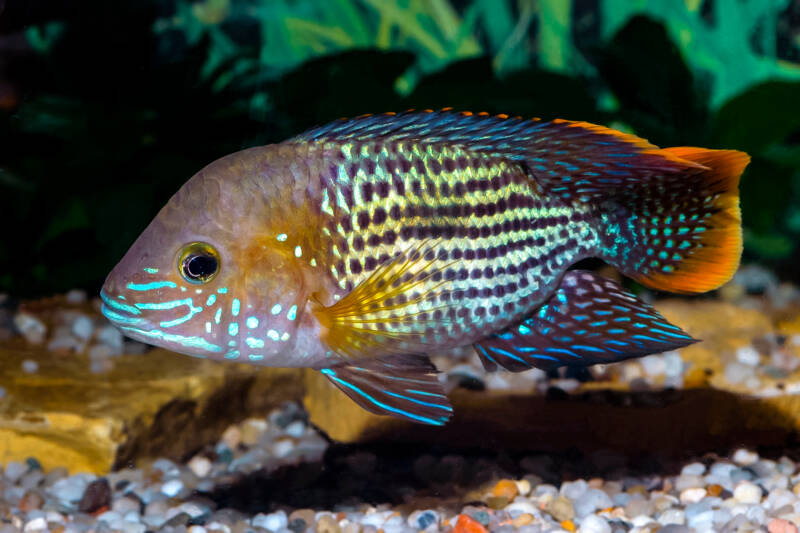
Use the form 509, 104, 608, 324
292, 109, 705, 203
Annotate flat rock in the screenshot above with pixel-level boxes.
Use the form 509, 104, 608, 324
0, 337, 304, 473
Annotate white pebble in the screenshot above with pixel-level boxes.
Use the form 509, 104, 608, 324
680, 487, 708, 504
733, 449, 760, 466
578, 514, 611, 533
284, 420, 305, 438
71, 315, 93, 340
725, 362, 755, 384
676, 475, 705, 491
640, 354, 666, 376
65, 289, 87, 304
272, 439, 294, 458
736, 346, 761, 366
658, 509, 686, 525
23, 517, 47, 532
733, 481, 762, 503
187, 455, 212, 478
160, 479, 183, 497
252, 510, 287, 532
662, 351, 684, 377
21, 360, 39, 374
13, 312, 46, 344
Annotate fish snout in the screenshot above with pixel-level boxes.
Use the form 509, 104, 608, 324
100, 288, 148, 328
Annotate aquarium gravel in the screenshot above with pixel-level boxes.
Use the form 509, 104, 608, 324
3, 401, 800, 532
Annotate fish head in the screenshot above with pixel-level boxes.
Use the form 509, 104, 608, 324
101, 146, 317, 364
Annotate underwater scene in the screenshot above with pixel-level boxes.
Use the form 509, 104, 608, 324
2, 0, 800, 531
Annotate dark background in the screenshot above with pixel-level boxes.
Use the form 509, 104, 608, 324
1, 0, 799, 297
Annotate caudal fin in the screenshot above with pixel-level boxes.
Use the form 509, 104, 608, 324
599, 147, 749, 294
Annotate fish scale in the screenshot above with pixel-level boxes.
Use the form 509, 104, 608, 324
309, 139, 598, 347
101, 109, 748, 425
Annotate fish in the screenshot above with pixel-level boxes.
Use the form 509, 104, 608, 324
101, 109, 750, 425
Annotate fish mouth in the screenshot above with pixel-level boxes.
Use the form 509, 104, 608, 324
100, 289, 150, 329
100, 288, 224, 356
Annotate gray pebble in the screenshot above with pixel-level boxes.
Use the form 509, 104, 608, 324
561, 479, 588, 500
13, 313, 46, 344
573, 489, 612, 518
71, 315, 93, 341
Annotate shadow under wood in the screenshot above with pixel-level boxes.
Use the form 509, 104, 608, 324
209, 387, 800, 513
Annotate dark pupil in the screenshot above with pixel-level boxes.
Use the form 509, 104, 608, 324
186, 254, 217, 279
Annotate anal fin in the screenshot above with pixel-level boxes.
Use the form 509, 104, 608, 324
475, 270, 696, 372
320, 354, 453, 425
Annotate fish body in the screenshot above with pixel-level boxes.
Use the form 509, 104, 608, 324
102, 110, 749, 425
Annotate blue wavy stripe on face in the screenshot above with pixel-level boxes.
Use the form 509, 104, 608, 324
101, 305, 146, 326
320, 369, 446, 425
100, 289, 141, 316
120, 326, 223, 353
126, 281, 177, 291
158, 302, 203, 328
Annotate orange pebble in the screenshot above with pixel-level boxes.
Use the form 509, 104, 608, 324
454, 514, 488, 533
708, 484, 724, 497
768, 518, 799, 533
561, 519, 576, 532
492, 479, 519, 499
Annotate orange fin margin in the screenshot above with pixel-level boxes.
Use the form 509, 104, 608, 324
636, 147, 749, 294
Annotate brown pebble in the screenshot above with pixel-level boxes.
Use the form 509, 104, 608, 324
78, 478, 111, 513
492, 479, 519, 499
547, 496, 575, 522
19, 490, 44, 512
486, 496, 508, 510
708, 484, 723, 497
289, 508, 315, 528
316, 514, 341, 533
769, 518, 799, 533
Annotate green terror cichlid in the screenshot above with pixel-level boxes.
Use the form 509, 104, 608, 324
101, 110, 749, 425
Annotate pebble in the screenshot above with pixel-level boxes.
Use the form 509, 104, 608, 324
737, 345, 762, 366
573, 488, 612, 517
769, 518, 800, 533
679, 487, 707, 504
578, 515, 611, 533
252, 511, 287, 531
71, 315, 93, 340
733, 448, 760, 466
734, 481, 763, 503
725, 361, 755, 384
21, 359, 38, 374
188, 455, 213, 478
78, 478, 111, 513
65, 289, 87, 304
13, 312, 46, 344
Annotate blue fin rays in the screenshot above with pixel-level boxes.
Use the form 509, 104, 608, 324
474, 270, 696, 372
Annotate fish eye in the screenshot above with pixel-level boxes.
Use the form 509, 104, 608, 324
178, 242, 220, 284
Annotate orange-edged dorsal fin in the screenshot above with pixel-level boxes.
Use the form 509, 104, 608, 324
313, 239, 455, 359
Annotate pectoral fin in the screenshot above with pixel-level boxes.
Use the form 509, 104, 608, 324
475, 270, 696, 372
314, 239, 453, 359
320, 354, 453, 426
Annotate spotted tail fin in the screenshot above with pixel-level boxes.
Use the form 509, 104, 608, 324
596, 148, 748, 294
